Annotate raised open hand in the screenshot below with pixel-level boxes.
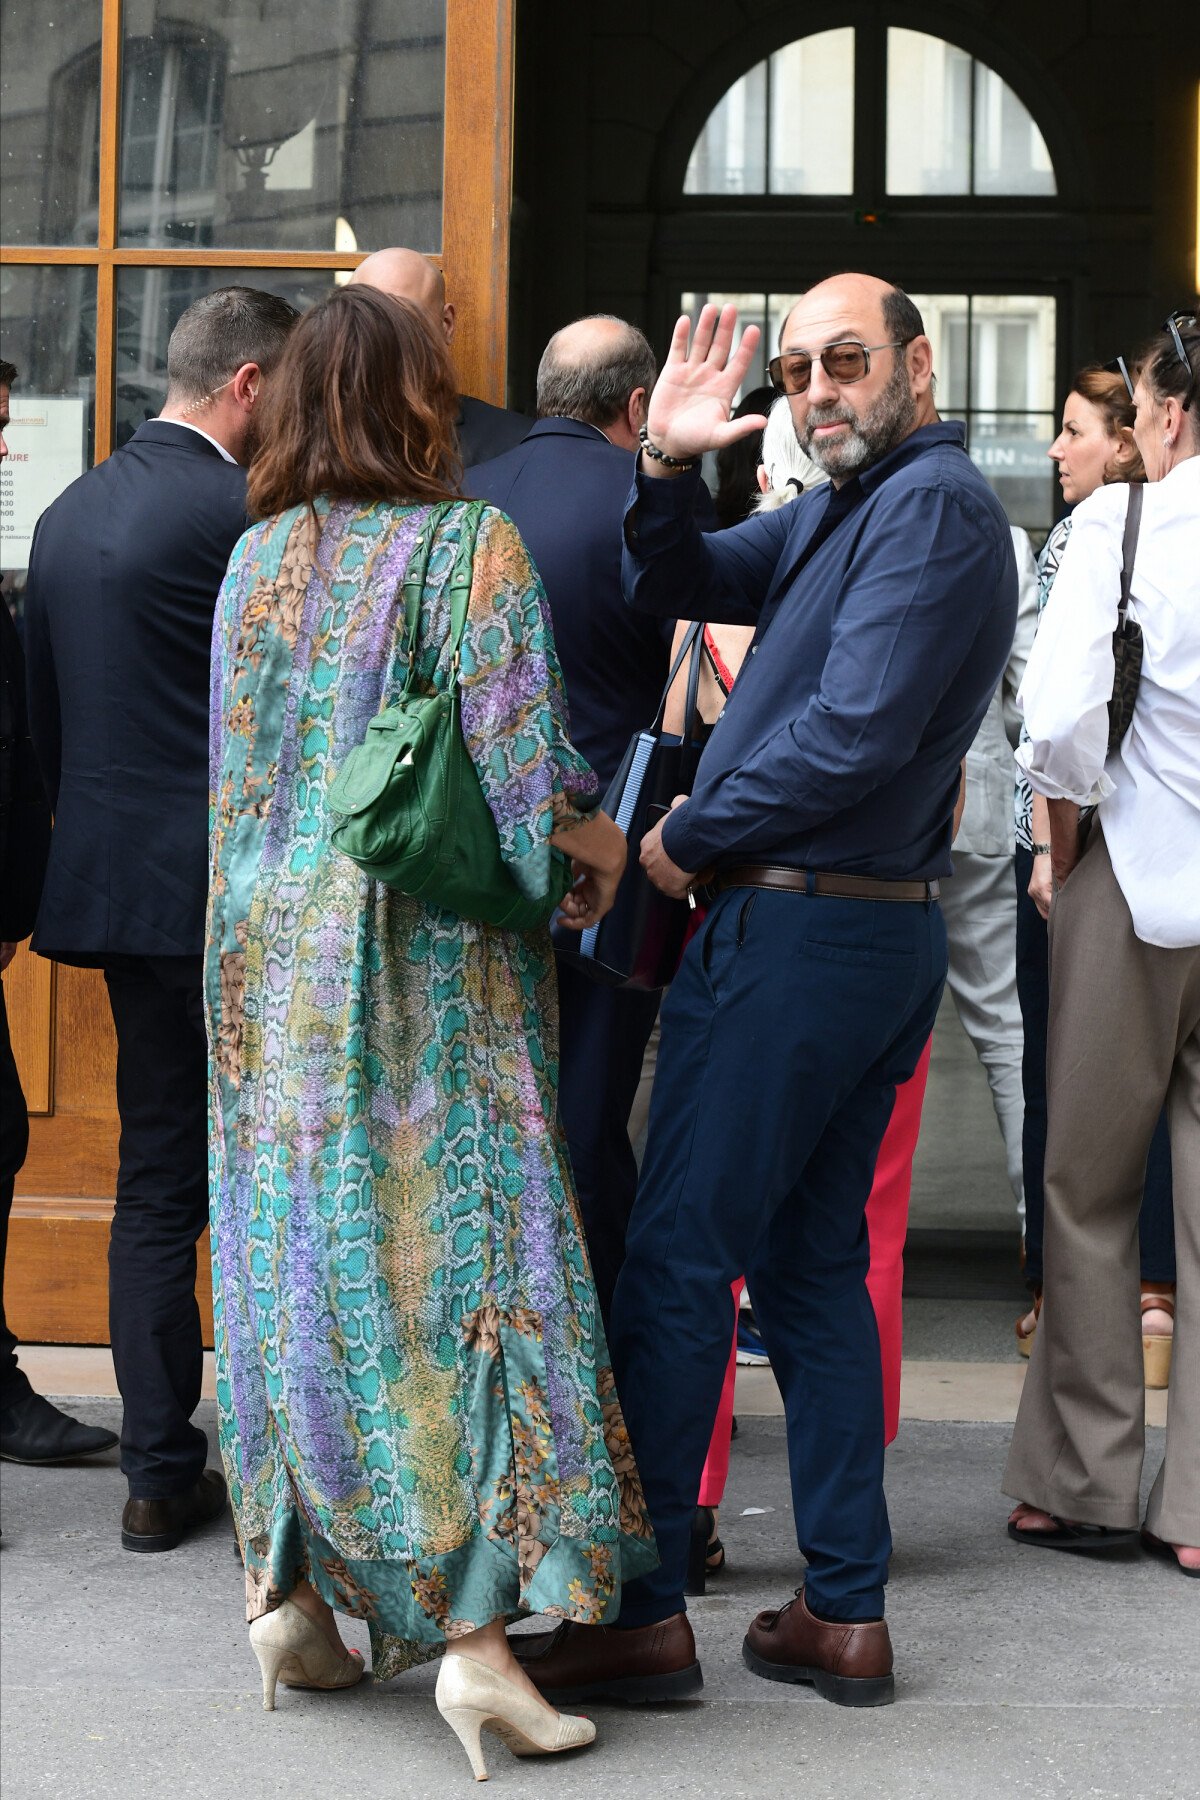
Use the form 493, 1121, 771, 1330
644, 304, 768, 465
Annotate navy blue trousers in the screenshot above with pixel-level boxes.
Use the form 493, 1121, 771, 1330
556, 960, 660, 1327
104, 956, 210, 1498
608, 885, 947, 1625
0, 983, 33, 1411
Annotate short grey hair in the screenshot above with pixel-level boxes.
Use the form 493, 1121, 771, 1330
536, 316, 657, 427
165, 286, 300, 403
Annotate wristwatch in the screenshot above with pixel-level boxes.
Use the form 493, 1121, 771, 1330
1032, 841, 1052, 856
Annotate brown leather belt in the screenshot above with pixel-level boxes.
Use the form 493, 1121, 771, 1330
706, 863, 940, 904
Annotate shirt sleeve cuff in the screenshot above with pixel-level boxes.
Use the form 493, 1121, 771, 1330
1014, 740, 1115, 806
626, 461, 705, 542
660, 802, 714, 872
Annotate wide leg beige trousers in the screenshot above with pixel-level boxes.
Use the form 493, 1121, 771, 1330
1003, 827, 1200, 1544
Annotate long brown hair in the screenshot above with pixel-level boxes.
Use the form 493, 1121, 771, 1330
1069, 364, 1146, 484
247, 285, 460, 519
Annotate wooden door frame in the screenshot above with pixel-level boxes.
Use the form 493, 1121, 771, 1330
0, 0, 515, 454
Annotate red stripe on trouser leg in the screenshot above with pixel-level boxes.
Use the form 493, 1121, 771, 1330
867, 1036, 932, 1445
697, 1279, 744, 1506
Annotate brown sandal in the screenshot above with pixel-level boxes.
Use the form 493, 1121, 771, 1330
1015, 1290, 1042, 1359
1141, 1284, 1175, 1390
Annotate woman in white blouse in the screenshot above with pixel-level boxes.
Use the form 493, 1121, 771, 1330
1003, 313, 1200, 1577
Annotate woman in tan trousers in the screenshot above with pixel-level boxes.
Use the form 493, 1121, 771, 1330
1004, 315, 1200, 1577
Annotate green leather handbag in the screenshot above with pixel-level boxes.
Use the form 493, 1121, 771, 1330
328, 500, 572, 930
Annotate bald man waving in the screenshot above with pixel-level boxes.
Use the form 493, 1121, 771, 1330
515, 275, 1018, 1709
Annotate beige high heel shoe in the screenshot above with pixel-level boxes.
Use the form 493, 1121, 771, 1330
435, 1651, 596, 1782
248, 1598, 365, 1710
1141, 1286, 1175, 1390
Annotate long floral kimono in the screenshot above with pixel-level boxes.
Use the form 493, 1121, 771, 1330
205, 496, 657, 1678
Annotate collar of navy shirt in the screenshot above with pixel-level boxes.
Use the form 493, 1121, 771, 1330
757, 418, 968, 636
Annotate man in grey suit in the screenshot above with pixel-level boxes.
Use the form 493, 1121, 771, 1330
939, 528, 1038, 1223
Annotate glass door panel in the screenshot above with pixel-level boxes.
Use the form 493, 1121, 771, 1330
0, 0, 105, 244
118, 0, 447, 252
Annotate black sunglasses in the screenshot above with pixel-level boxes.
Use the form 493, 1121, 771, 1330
768, 337, 913, 395
1163, 310, 1198, 412
1103, 356, 1135, 402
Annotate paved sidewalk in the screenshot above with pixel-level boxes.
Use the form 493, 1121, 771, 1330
2, 1404, 1195, 1800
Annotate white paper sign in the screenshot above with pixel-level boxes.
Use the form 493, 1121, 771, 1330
0, 395, 88, 572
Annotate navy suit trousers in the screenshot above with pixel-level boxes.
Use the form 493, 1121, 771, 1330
609, 886, 947, 1625
0, 985, 33, 1410
104, 956, 210, 1496
556, 960, 660, 1327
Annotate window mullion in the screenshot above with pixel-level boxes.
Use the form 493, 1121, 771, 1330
98, 0, 122, 249
968, 57, 977, 196
965, 297, 974, 455
93, 0, 124, 461
855, 17, 885, 207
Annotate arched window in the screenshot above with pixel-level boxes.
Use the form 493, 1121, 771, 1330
685, 26, 1056, 198
674, 22, 1065, 535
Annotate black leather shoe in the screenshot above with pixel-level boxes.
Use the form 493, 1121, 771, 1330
121, 1468, 228, 1553
0, 1391, 119, 1465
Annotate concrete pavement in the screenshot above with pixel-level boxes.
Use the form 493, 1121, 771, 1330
2, 1402, 1196, 1800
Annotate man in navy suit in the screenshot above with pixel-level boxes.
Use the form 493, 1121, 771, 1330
467, 316, 671, 1320
23, 287, 297, 1550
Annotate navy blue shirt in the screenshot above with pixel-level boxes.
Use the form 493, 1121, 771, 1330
622, 421, 1017, 880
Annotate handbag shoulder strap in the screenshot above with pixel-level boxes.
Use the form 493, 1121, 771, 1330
446, 500, 487, 671
651, 620, 703, 732
400, 499, 487, 686
1117, 483, 1143, 627
681, 617, 705, 739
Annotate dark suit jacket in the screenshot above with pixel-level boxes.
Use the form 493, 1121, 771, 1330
466, 417, 677, 792
0, 601, 50, 945
456, 394, 530, 470
23, 421, 249, 961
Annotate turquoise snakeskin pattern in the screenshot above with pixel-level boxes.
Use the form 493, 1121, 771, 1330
205, 497, 657, 1677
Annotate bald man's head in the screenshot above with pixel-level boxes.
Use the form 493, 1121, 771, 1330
350, 249, 454, 344
779, 274, 924, 358
536, 315, 657, 448
777, 274, 935, 482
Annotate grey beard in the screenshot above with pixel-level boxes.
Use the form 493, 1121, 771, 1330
801, 358, 916, 478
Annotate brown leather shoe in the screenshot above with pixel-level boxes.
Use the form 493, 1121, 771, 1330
513, 1613, 702, 1705
742, 1587, 894, 1707
121, 1468, 228, 1553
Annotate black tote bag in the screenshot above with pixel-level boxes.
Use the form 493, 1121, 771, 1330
552, 623, 707, 990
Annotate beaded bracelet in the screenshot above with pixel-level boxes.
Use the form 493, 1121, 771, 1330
638, 425, 699, 471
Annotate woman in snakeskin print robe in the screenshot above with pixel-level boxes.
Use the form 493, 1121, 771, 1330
204, 286, 656, 1692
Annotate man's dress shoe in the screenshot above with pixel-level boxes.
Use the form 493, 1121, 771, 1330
121, 1468, 228, 1553
0, 1391, 119, 1464
742, 1586, 894, 1706
514, 1613, 702, 1704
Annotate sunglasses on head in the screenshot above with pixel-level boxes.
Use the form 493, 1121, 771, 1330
768, 337, 913, 396
1163, 309, 1198, 412
1103, 355, 1135, 402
